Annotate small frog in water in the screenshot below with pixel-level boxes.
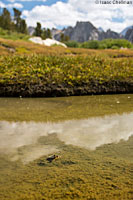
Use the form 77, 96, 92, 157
46, 155, 60, 163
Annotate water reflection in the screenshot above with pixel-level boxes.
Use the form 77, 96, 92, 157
0, 94, 133, 122
0, 112, 133, 163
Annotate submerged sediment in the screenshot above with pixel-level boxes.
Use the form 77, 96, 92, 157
0, 81, 133, 97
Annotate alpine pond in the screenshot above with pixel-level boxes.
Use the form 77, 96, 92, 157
0, 94, 133, 200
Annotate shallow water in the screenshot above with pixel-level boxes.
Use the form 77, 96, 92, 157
0, 94, 133, 200
0, 94, 133, 162
0, 112, 133, 163
0, 94, 133, 122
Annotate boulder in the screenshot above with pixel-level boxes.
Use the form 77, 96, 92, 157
29, 37, 67, 47
43, 38, 67, 47
29, 37, 44, 45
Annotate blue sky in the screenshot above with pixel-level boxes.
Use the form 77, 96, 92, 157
3, 0, 68, 10
0, 0, 133, 32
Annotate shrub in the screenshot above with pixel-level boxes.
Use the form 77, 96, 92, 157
67, 39, 132, 49
64, 40, 79, 48
111, 45, 119, 49
100, 39, 132, 49
81, 40, 100, 49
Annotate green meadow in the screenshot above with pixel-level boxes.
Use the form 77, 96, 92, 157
0, 54, 133, 86
0, 36, 133, 200
0, 38, 133, 97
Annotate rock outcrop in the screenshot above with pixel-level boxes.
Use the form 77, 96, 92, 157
125, 27, 133, 43
63, 21, 99, 42
54, 21, 122, 42
28, 26, 35, 36
51, 28, 62, 41
28, 22, 133, 43
121, 25, 133, 36
102, 29, 122, 40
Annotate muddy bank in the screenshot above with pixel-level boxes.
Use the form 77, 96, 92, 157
0, 81, 133, 97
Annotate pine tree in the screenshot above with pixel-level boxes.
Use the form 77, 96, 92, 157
34, 22, 42, 37
0, 8, 12, 30
20, 19, 27, 34
13, 8, 28, 33
0, 7, 28, 33
47, 28, 52, 39
41, 28, 52, 39
41, 28, 47, 40
60, 33, 69, 42
13, 8, 21, 32
60, 33, 65, 42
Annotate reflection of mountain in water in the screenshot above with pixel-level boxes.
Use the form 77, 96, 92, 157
0, 112, 133, 163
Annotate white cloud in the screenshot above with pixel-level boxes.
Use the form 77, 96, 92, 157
16, 0, 133, 32
8, 0, 46, 2
23, 2, 83, 28
67, 0, 133, 32
0, 1, 5, 8
8, 3, 23, 8
0, 1, 23, 8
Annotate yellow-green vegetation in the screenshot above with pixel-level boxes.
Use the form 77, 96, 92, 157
0, 28, 30, 41
0, 37, 133, 56
0, 38, 68, 55
0, 38, 133, 97
0, 54, 133, 85
0, 49, 133, 86
0, 134, 132, 200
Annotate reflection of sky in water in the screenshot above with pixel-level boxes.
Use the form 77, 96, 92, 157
0, 112, 133, 163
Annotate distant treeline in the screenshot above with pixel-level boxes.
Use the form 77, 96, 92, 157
0, 8, 52, 39
0, 8, 27, 34
64, 39, 132, 49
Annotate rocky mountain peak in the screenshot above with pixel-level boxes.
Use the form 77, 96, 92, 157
63, 21, 99, 42
125, 27, 133, 42
28, 21, 133, 43
53, 21, 122, 42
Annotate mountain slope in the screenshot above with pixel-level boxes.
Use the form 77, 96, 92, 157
53, 21, 122, 42
121, 25, 133, 36
125, 27, 133, 42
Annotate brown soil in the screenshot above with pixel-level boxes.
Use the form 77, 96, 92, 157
0, 81, 133, 97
